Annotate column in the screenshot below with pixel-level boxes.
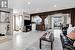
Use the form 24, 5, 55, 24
39, 15, 48, 31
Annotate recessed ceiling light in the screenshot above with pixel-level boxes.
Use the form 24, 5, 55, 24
53, 5, 56, 7
27, 2, 31, 5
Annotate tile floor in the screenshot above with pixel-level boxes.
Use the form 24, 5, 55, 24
0, 29, 63, 50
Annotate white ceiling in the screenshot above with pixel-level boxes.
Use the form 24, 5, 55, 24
8, 0, 75, 14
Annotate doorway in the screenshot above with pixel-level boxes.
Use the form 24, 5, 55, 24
52, 16, 63, 29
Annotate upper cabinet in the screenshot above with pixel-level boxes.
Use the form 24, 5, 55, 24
0, 0, 8, 8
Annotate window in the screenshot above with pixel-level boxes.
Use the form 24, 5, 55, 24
1, 0, 8, 8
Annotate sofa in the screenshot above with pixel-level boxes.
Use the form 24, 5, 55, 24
62, 27, 68, 36
60, 32, 75, 50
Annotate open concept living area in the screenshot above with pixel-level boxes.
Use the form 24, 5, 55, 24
0, 0, 75, 50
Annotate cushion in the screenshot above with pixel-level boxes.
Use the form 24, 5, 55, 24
67, 27, 74, 34
67, 32, 75, 40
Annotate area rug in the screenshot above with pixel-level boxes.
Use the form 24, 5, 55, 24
0, 36, 8, 43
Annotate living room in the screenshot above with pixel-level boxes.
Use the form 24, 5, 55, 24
0, 0, 75, 50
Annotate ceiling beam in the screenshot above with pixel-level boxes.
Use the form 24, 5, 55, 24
30, 8, 75, 16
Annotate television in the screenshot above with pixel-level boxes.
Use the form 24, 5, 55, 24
24, 20, 31, 26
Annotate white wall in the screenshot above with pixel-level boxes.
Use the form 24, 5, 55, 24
32, 23, 36, 31
66, 14, 71, 24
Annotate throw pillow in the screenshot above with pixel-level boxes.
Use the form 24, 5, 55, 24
67, 32, 75, 40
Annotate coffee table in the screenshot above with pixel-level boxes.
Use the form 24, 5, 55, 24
39, 32, 54, 50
